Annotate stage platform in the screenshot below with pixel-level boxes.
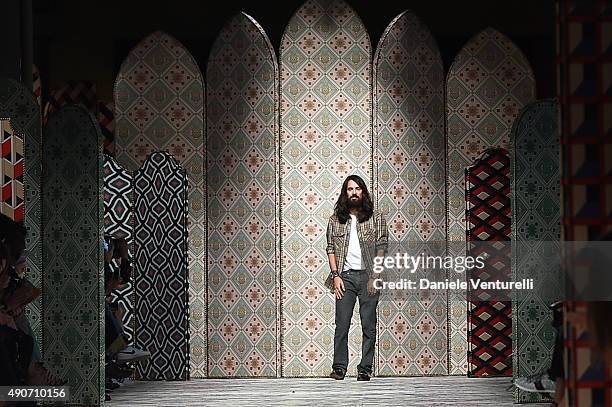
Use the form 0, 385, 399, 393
106, 376, 540, 406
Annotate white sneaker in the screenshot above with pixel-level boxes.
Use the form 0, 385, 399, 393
514, 372, 556, 393
116, 346, 151, 363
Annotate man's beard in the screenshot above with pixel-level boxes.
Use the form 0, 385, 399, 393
348, 195, 362, 208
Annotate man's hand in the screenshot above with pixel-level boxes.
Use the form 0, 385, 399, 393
334, 276, 345, 300
367, 277, 379, 296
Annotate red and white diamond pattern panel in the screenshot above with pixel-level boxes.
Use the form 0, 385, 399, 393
465, 148, 512, 377
1, 120, 24, 222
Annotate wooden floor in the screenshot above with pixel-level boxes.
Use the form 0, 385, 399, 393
107, 376, 540, 406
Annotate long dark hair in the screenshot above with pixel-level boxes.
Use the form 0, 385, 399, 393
333, 174, 373, 224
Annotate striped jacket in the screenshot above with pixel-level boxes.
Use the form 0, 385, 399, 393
324, 209, 388, 291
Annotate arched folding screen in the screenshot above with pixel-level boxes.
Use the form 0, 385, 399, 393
280, 0, 372, 376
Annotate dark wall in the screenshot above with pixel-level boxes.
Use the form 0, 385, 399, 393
2, 0, 22, 81
33, 0, 556, 101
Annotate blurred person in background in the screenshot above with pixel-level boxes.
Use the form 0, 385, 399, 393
0, 213, 63, 386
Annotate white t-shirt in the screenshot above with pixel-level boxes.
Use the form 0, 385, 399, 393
343, 214, 362, 271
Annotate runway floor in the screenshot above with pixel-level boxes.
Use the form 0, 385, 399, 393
106, 376, 545, 406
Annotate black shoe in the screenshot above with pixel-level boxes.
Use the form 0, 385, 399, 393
329, 368, 345, 380
106, 380, 120, 390
106, 361, 134, 380
357, 371, 371, 381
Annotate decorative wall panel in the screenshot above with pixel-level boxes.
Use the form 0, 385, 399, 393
114, 31, 206, 377
206, 12, 279, 377
373, 10, 447, 376
99, 101, 115, 156
43, 81, 97, 123
557, 2, 612, 405
133, 152, 189, 380
465, 148, 511, 377
446, 28, 535, 374
512, 100, 561, 402
103, 155, 135, 344
280, 0, 372, 377
42, 105, 104, 405
0, 78, 42, 343
1, 120, 24, 222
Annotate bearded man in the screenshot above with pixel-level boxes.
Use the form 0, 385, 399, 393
324, 174, 388, 381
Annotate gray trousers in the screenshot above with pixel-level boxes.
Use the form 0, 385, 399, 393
332, 269, 379, 374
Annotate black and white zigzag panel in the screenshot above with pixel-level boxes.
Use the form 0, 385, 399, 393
103, 154, 135, 344
134, 152, 189, 380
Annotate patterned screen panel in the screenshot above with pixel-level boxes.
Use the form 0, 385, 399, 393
465, 148, 512, 377
512, 100, 561, 402
206, 12, 279, 377
103, 155, 135, 344
446, 28, 535, 374
43, 81, 97, 123
99, 101, 115, 156
114, 31, 206, 377
373, 10, 447, 376
1, 120, 24, 222
280, 0, 372, 377
42, 105, 104, 405
558, 2, 612, 405
0, 78, 42, 344
134, 152, 189, 380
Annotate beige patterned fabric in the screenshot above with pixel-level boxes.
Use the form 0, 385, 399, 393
280, 0, 372, 376
324, 210, 388, 291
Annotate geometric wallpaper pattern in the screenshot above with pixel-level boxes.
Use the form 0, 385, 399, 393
1, 119, 25, 222
446, 28, 535, 374
42, 81, 97, 124
511, 99, 560, 403
103, 154, 135, 344
465, 148, 512, 377
206, 12, 279, 377
0, 78, 43, 344
99, 101, 115, 156
557, 2, 612, 405
280, 0, 372, 377
133, 152, 189, 380
17, 4, 567, 391
114, 31, 206, 377
373, 10, 447, 376
42, 105, 104, 406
